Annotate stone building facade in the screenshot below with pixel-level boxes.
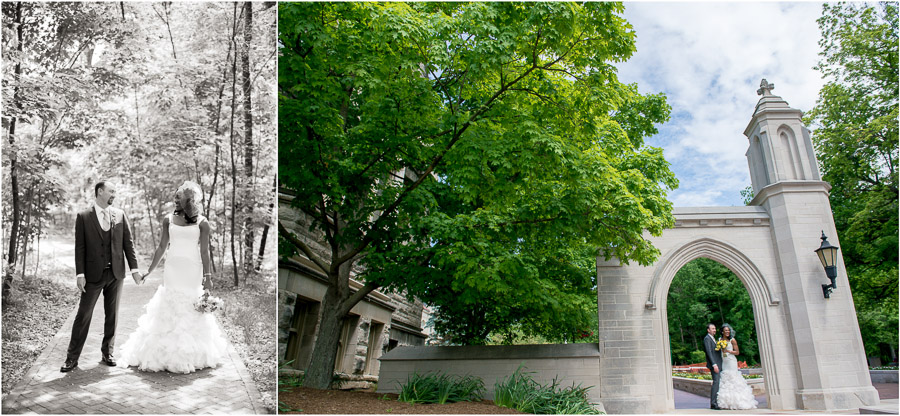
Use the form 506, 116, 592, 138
277, 190, 427, 388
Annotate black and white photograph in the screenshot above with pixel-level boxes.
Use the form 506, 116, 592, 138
1, 2, 277, 414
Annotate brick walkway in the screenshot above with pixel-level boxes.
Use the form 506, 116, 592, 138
2, 274, 264, 414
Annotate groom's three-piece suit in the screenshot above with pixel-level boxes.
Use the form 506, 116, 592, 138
66, 205, 138, 366
703, 333, 724, 409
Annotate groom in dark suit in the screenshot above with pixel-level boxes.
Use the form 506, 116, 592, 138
703, 323, 723, 409
61, 181, 143, 372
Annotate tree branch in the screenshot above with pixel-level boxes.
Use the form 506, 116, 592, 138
339, 280, 381, 316
277, 220, 330, 273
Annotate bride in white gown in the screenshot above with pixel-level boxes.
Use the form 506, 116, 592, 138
717, 324, 758, 410
119, 181, 227, 373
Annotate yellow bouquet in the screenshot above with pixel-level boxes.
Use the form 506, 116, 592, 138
715, 339, 729, 351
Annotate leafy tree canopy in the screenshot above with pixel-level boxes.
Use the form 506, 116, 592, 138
278, 2, 676, 386
804, 2, 898, 362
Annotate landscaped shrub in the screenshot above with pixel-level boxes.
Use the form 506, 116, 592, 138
690, 350, 707, 364
493, 366, 600, 414
278, 361, 303, 413
397, 372, 485, 404
672, 372, 762, 380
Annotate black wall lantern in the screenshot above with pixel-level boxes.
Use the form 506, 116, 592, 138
814, 231, 840, 298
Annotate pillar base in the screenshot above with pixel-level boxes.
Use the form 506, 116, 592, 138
796, 386, 880, 410
599, 397, 652, 414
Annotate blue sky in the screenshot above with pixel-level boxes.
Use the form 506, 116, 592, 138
615, 2, 826, 207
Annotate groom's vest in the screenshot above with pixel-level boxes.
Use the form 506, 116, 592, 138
100, 226, 112, 270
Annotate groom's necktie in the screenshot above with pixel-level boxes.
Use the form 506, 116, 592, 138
100, 209, 110, 231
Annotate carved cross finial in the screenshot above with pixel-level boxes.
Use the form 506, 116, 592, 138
757, 79, 775, 96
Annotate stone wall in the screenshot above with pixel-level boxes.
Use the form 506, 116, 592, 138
870, 370, 899, 384
378, 343, 604, 411
277, 289, 296, 361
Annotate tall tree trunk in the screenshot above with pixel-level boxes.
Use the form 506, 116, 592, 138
145, 195, 157, 248
228, 2, 240, 287
159, 3, 177, 60
34, 192, 42, 276
133, 83, 142, 140
202, 26, 235, 275
241, 2, 255, 274
20, 185, 34, 276
206, 144, 220, 273
255, 176, 275, 271
716, 298, 725, 325
206, 12, 235, 216
4, 2, 25, 300
219, 184, 228, 271
303, 288, 346, 389
301, 226, 384, 389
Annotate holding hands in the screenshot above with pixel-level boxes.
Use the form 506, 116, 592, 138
132, 271, 145, 285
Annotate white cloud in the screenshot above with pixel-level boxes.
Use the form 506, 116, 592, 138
616, 2, 825, 207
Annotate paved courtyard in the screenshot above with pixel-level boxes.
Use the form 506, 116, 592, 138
673, 384, 899, 414
1, 275, 264, 414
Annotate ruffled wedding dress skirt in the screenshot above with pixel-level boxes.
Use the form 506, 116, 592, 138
119, 217, 227, 373
717, 353, 758, 410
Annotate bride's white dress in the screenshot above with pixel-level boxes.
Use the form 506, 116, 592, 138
716, 343, 758, 410
119, 215, 227, 373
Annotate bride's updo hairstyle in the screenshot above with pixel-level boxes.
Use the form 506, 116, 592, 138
721, 323, 735, 340
175, 181, 203, 224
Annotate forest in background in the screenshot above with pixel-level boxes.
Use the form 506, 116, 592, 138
667, 258, 759, 366
1, 2, 277, 290
1, 4, 278, 409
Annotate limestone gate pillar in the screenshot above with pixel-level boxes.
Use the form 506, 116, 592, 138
743, 80, 877, 410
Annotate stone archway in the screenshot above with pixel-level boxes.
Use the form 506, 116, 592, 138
651, 236, 779, 411
596, 206, 796, 413
593, 83, 878, 414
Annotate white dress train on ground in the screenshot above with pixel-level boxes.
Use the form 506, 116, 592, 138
119, 215, 227, 373
716, 343, 759, 410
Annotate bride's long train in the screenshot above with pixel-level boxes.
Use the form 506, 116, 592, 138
716, 368, 759, 410
119, 285, 227, 374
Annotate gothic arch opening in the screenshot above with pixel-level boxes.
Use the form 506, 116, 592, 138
776, 126, 803, 180
646, 237, 779, 411
665, 257, 769, 409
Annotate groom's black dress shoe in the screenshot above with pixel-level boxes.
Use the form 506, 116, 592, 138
101, 355, 117, 367
60, 360, 78, 372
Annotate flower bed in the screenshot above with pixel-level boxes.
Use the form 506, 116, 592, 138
673, 372, 761, 380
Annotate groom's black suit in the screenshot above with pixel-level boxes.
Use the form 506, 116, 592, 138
66, 206, 138, 363
704, 333, 724, 409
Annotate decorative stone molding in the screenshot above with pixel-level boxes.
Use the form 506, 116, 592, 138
645, 237, 781, 310
749, 180, 831, 206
